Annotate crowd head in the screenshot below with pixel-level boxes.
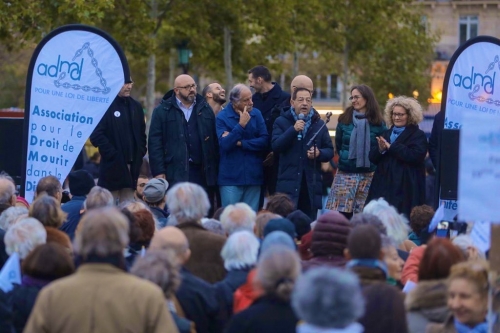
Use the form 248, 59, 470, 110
166, 182, 210, 225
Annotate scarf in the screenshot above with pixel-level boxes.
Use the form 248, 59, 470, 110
346, 258, 388, 277
454, 319, 488, 333
291, 108, 315, 138
348, 111, 371, 168
390, 126, 406, 143
297, 322, 364, 333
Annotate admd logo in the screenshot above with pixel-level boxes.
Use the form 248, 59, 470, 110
37, 42, 111, 94
453, 55, 500, 105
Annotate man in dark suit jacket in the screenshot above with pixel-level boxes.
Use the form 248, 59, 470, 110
247, 66, 290, 204
89, 78, 147, 203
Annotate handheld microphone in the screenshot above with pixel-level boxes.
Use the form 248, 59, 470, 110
298, 113, 305, 140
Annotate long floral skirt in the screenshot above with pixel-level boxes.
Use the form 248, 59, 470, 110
325, 171, 375, 213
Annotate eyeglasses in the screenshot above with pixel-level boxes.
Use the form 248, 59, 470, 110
176, 84, 197, 91
349, 95, 362, 101
392, 113, 408, 118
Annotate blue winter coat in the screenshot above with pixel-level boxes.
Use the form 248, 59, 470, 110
335, 121, 386, 173
272, 108, 334, 210
60, 196, 85, 240
216, 104, 269, 186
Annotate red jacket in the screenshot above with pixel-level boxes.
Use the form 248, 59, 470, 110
233, 269, 262, 313
401, 245, 426, 285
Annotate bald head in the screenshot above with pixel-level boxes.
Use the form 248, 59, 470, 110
150, 226, 190, 263
291, 75, 314, 93
0, 178, 16, 206
174, 75, 197, 106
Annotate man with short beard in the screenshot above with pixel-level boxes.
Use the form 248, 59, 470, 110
202, 82, 226, 116
148, 74, 219, 194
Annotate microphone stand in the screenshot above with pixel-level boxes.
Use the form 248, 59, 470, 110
306, 112, 332, 219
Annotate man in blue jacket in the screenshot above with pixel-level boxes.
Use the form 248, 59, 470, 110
148, 75, 219, 193
272, 87, 333, 220
216, 84, 268, 212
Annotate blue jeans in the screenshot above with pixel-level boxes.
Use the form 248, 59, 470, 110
219, 185, 261, 212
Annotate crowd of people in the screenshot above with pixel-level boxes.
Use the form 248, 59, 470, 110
0, 65, 495, 332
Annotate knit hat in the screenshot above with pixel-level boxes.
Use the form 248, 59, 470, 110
68, 170, 95, 196
287, 210, 312, 240
143, 178, 169, 203
263, 218, 296, 239
261, 231, 296, 255
310, 211, 352, 257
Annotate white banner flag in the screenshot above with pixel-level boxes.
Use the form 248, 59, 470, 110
22, 25, 129, 202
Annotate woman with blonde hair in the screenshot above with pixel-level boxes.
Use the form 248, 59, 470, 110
426, 260, 495, 332
366, 96, 428, 218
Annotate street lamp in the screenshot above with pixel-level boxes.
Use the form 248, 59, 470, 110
177, 41, 191, 74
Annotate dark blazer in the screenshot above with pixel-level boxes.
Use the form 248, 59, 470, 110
272, 108, 334, 210
252, 83, 290, 148
60, 195, 85, 240
366, 124, 428, 218
148, 91, 219, 187
176, 268, 220, 333
225, 294, 298, 333
176, 222, 226, 283
89, 96, 146, 191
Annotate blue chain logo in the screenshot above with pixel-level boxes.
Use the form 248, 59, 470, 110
39, 43, 110, 94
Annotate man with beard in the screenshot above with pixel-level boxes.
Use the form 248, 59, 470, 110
90, 78, 147, 203
202, 82, 226, 115
247, 66, 290, 207
148, 74, 219, 197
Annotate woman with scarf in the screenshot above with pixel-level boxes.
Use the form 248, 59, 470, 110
272, 87, 334, 220
325, 84, 386, 219
366, 96, 428, 218
426, 260, 495, 333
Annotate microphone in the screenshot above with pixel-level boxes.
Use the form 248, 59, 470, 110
297, 113, 305, 140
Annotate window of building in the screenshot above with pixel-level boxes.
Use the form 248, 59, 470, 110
459, 16, 478, 45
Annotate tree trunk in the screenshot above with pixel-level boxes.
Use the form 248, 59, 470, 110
145, 53, 156, 139
169, 47, 176, 89
342, 41, 349, 110
224, 26, 233, 92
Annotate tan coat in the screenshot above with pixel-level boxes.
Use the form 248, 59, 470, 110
23, 263, 179, 333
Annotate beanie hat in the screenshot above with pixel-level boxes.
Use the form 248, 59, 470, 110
263, 218, 296, 240
68, 170, 95, 196
311, 211, 352, 257
261, 231, 296, 255
143, 178, 169, 203
287, 210, 312, 240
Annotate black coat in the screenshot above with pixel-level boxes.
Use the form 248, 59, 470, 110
89, 96, 146, 191
0, 290, 14, 333
225, 295, 298, 333
214, 269, 251, 322
272, 109, 334, 210
428, 110, 444, 170
176, 268, 220, 333
8, 284, 44, 333
148, 91, 219, 187
366, 124, 428, 218
252, 83, 291, 149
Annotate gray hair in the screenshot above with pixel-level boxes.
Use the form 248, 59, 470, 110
452, 235, 486, 260
166, 182, 210, 224
292, 267, 365, 328
73, 208, 129, 258
0, 177, 15, 205
364, 198, 410, 245
229, 84, 249, 104
381, 234, 397, 250
221, 230, 260, 271
201, 218, 225, 236
0, 206, 28, 231
257, 245, 301, 301
220, 203, 256, 235
84, 186, 114, 211
351, 213, 387, 235
5, 217, 47, 259
131, 250, 181, 299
